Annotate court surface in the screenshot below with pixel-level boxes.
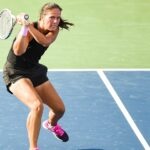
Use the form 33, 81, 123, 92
0, 69, 150, 150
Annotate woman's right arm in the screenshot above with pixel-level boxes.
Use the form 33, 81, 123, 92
12, 13, 31, 56
13, 26, 30, 56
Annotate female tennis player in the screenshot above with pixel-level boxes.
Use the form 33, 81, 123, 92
3, 2, 73, 150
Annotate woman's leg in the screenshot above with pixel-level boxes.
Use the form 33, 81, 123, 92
35, 80, 65, 126
35, 80, 69, 142
9, 78, 43, 150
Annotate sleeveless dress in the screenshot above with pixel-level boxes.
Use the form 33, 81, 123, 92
3, 22, 49, 94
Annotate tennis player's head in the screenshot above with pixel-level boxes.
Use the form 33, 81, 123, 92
39, 2, 74, 31
39, 3, 62, 31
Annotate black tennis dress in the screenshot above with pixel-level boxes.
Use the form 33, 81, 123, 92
3, 22, 49, 94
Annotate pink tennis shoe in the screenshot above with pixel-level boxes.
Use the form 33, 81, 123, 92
42, 120, 69, 142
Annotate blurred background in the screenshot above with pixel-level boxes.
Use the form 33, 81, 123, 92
0, 0, 150, 69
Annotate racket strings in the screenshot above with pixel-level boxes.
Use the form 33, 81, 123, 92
0, 11, 13, 39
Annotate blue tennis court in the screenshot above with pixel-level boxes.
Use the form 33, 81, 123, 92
0, 69, 150, 150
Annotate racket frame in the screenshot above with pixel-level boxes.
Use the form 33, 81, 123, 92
0, 9, 17, 39
0, 9, 29, 40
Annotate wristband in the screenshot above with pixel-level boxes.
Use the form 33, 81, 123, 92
20, 26, 28, 37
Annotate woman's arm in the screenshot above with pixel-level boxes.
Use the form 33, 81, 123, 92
13, 26, 30, 56
12, 12, 59, 56
28, 24, 59, 47
13, 23, 59, 56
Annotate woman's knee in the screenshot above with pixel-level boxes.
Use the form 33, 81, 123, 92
31, 100, 44, 115
54, 106, 65, 117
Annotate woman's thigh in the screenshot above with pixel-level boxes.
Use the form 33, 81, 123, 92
35, 80, 65, 111
9, 78, 43, 109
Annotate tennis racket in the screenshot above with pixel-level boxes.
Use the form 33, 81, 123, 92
0, 9, 29, 40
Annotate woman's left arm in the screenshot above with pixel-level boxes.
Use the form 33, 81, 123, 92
28, 24, 59, 47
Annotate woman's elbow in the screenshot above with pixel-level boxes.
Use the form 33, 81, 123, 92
13, 51, 23, 56
13, 47, 25, 56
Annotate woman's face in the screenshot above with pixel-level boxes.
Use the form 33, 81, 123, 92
41, 8, 61, 31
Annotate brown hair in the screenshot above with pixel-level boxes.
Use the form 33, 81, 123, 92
39, 2, 74, 30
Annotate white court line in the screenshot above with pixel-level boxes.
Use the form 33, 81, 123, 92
47, 68, 150, 72
97, 70, 150, 150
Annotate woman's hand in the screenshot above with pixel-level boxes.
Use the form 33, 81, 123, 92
16, 13, 29, 26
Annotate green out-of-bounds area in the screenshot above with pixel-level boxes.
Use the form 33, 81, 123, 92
0, 0, 150, 69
